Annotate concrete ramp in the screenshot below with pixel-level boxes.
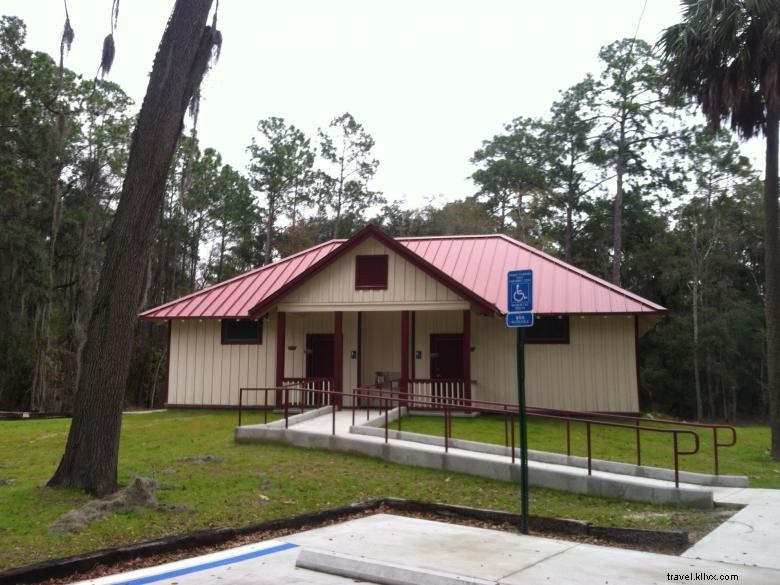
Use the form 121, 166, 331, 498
235, 408, 731, 508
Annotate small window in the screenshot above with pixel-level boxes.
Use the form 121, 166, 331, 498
221, 319, 262, 344
526, 316, 569, 344
355, 255, 389, 289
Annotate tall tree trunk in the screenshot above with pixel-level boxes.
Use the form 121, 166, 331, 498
612, 120, 626, 286
333, 164, 345, 239
217, 229, 226, 281
31, 114, 70, 411
263, 195, 275, 265
765, 108, 780, 460
48, 0, 217, 496
564, 151, 576, 262
692, 273, 703, 421
565, 192, 574, 262
333, 186, 343, 238
706, 350, 714, 418
291, 179, 299, 228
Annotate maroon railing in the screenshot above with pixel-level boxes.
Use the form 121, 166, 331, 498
239, 385, 340, 433
237, 385, 719, 488
348, 387, 704, 487
239, 379, 332, 427
526, 406, 737, 476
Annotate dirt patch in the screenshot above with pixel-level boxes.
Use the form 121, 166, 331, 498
29, 433, 64, 443
624, 511, 673, 520
48, 478, 194, 536
0, 478, 14, 486
686, 506, 738, 542
177, 455, 223, 465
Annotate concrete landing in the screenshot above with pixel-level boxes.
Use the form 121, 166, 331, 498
683, 488, 780, 570
74, 513, 780, 585
235, 408, 723, 507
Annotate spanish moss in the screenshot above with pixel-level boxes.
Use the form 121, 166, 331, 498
58, 0, 74, 78
100, 33, 115, 77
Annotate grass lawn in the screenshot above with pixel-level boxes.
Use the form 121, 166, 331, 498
394, 415, 780, 488
0, 410, 745, 570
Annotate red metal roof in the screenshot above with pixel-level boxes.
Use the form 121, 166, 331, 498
139, 240, 342, 320
139, 227, 665, 320
398, 235, 664, 315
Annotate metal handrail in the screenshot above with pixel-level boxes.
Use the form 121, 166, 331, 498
340, 386, 703, 485
367, 388, 733, 476
526, 406, 737, 475
238, 385, 705, 487
239, 384, 326, 427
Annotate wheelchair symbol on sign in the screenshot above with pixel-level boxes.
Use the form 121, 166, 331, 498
513, 284, 528, 303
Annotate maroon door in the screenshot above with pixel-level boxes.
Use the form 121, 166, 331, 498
305, 334, 334, 406
430, 334, 464, 402
430, 334, 464, 380
306, 334, 334, 379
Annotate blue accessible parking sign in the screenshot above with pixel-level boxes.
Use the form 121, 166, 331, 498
507, 270, 533, 313
507, 270, 533, 328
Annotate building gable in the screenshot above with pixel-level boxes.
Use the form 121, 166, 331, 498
277, 237, 469, 312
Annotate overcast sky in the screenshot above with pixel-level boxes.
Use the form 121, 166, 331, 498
3, 1, 766, 207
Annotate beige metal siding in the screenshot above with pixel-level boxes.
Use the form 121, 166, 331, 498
360, 311, 401, 386
168, 316, 277, 407
168, 311, 637, 411
167, 311, 359, 406
278, 238, 469, 312
471, 315, 638, 412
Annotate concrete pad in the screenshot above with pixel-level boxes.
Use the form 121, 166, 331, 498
715, 487, 780, 506
287, 514, 577, 582
72, 511, 780, 585
502, 542, 780, 585
296, 547, 496, 585
683, 488, 780, 570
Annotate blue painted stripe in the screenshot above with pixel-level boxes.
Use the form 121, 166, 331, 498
116, 542, 299, 585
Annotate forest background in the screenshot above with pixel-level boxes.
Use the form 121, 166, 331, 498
0, 15, 767, 423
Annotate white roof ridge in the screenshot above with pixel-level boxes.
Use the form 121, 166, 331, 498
396, 234, 500, 241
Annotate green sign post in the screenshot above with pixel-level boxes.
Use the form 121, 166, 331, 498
507, 269, 532, 534
516, 327, 529, 533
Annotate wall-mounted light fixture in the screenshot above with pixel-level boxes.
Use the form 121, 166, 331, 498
287, 345, 297, 351
415, 350, 422, 359
350, 350, 357, 359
